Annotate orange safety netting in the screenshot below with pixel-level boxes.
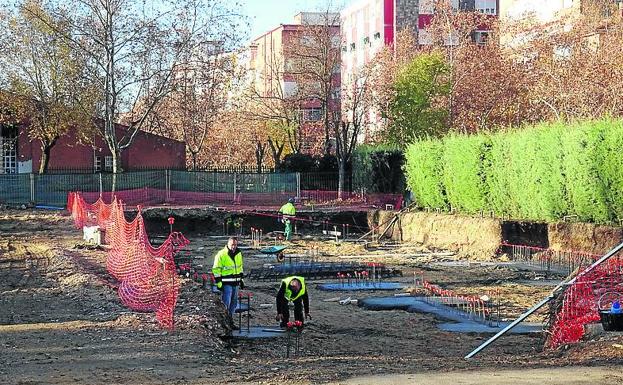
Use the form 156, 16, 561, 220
67, 192, 189, 329
547, 256, 623, 349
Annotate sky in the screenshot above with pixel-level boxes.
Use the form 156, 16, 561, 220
241, 0, 347, 40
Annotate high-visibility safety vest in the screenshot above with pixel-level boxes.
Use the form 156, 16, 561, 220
212, 247, 243, 284
279, 202, 296, 216
282, 276, 306, 301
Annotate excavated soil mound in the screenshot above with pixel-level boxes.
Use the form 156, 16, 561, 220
548, 222, 622, 255
369, 210, 501, 259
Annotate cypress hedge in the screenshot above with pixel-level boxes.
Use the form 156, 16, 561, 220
404, 119, 623, 223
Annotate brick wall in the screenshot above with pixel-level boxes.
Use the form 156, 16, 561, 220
18, 124, 186, 172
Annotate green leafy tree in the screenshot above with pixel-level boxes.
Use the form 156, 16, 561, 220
387, 51, 450, 147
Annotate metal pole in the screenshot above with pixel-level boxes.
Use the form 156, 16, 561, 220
296, 172, 301, 200
99, 173, 103, 198
30, 173, 35, 203
465, 240, 623, 359
233, 173, 237, 203
165, 169, 170, 202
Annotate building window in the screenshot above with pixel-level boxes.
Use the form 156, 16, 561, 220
363, 36, 370, 45
331, 88, 341, 100
475, 0, 497, 14
0, 124, 17, 174
374, 32, 381, 39
300, 108, 323, 122
94, 155, 101, 172
350, 42, 356, 51
342, 45, 347, 52
472, 30, 489, 45
104, 156, 113, 171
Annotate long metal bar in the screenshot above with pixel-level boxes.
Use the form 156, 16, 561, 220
465, 240, 623, 359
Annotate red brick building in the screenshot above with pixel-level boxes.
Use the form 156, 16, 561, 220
1, 122, 185, 174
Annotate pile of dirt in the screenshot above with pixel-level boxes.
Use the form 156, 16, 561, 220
369, 210, 501, 260
548, 222, 622, 255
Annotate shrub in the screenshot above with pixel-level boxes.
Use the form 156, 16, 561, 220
353, 144, 405, 193
404, 139, 447, 209
404, 118, 623, 223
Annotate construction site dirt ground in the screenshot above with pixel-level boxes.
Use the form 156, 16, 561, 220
1, 209, 623, 385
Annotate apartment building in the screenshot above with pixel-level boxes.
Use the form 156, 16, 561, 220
248, 12, 341, 134
499, 0, 579, 23
340, 0, 498, 141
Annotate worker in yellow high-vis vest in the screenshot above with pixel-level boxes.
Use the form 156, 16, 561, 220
275, 276, 311, 328
278, 198, 296, 240
212, 237, 244, 322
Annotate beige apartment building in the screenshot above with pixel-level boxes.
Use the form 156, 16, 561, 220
499, 0, 580, 23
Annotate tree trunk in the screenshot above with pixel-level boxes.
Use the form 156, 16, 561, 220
255, 141, 265, 173
191, 152, 198, 171
39, 143, 52, 174
323, 103, 331, 155
338, 159, 345, 200
268, 138, 284, 170
111, 148, 122, 193
38, 137, 59, 174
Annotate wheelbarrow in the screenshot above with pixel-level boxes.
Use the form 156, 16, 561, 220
259, 245, 288, 263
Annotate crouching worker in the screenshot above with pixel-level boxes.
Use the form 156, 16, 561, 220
212, 237, 244, 323
276, 276, 311, 328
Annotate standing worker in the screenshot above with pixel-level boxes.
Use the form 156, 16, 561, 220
275, 276, 311, 328
279, 198, 297, 241
212, 237, 245, 323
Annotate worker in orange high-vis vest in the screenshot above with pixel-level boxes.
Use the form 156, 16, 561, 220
275, 276, 311, 328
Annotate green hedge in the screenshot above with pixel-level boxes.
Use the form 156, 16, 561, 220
442, 134, 489, 214
404, 139, 447, 209
352, 144, 405, 193
404, 119, 623, 223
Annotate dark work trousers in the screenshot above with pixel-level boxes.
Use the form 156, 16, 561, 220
278, 296, 304, 327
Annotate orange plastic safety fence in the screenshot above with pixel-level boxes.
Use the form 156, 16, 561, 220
67, 192, 189, 329
546, 255, 623, 349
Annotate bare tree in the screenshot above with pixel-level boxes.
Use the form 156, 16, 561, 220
146, 43, 244, 170
24, 0, 244, 178
0, 0, 98, 173
334, 66, 372, 199
287, 8, 341, 155
244, 47, 303, 168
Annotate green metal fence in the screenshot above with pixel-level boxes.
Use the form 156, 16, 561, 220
0, 170, 300, 207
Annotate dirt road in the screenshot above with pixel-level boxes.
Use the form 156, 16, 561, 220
1, 209, 622, 385
328, 367, 623, 385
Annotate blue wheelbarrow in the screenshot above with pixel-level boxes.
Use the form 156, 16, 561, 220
259, 245, 288, 263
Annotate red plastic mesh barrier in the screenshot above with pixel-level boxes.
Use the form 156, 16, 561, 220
67, 192, 189, 329
547, 255, 623, 349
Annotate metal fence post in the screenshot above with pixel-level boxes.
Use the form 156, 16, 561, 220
233, 173, 237, 203
296, 172, 301, 200
165, 169, 170, 201
99, 173, 103, 197
30, 173, 35, 203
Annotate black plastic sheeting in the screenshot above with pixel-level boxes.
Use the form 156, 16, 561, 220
317, 282, 404, 291
247, 262, 402, 281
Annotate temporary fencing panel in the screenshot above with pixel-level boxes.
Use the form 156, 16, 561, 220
0, 170, 401, 209
67, 192, 189, 329
0, 174, 31, 204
